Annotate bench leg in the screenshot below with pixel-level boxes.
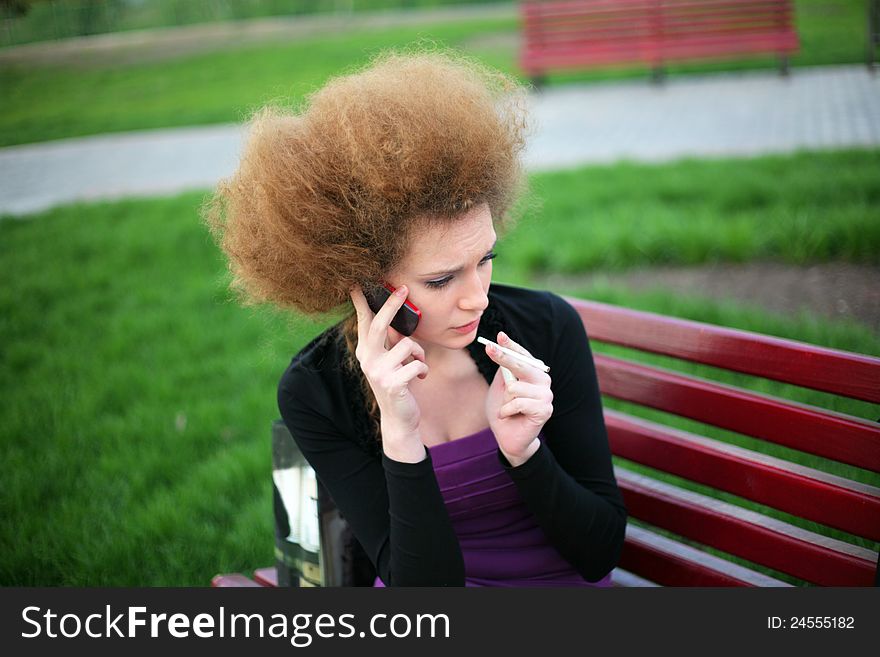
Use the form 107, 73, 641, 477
869, 0, 879, 72
778, 55, 791, 77
651, 66, 665, 85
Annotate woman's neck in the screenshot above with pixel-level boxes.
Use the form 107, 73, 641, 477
419, 341, 477, 382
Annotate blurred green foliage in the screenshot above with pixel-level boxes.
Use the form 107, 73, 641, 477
0, 0, 511, 46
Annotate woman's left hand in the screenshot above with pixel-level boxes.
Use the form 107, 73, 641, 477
484, 331, 553, 467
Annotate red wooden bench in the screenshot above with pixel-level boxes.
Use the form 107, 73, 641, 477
519, 0, 800, 85
214, 295, 880, 588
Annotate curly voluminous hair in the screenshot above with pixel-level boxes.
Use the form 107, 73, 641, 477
202, 47, 532, 316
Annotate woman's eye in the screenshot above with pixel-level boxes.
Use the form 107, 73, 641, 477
425, 277, 451, 289
424, 252, 497, 290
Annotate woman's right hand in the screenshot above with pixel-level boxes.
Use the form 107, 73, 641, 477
350, 284, 429, 462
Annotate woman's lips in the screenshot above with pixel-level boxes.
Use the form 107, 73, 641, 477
452, 317, 480, 334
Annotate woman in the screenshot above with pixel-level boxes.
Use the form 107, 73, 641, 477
203, 49, 626, 587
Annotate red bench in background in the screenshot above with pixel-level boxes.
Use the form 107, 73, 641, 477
214, 295, 880, 588
519, 0, 800, 85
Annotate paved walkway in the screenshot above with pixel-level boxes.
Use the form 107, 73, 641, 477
1, 64, 879, 217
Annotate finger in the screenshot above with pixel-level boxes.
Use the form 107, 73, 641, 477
503, 380, 552, 404
485, 342, 547, 384
489, 363, 508, 394
386, 325, 406, 351
349, 284, 373, 318
385, 336, 426, 368
349, 285, 374, 347
368, 284, 409, 346
497, 397, 551, 421
497, 331, 538, 360
390, 359, 430, 386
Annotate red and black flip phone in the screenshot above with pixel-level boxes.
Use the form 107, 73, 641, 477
363, 282, 421, 336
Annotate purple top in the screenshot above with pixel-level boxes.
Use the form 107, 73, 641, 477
374, 426, 614, 587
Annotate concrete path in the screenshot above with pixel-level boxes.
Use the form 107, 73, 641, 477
0, 124, 242, 216
1, 64, 879, 217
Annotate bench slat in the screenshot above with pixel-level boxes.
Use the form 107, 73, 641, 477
617, 468, 879, 586
523, 33, 797, 71
610, 567, 660, 587
523, 0, 655, 21
526, 9, 794, 37
566, 297, 880, 404
661, 33, 799, 60
524, 0, 794, 23
595, 354, 880, 472
524, 19, 794, 44
620, 524, 792, 586
606, 410, 880, 541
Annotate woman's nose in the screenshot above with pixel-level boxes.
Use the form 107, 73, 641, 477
459, 269, 489, 311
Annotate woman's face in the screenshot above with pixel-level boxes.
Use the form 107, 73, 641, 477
387, 203, 496, 352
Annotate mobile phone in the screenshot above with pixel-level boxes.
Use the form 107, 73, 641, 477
363, 282, 421, 336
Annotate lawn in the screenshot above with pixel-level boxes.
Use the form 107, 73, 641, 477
1, 149, 877, 585
0, 0, 512, 46
0, 0, 871, 147
0, 18, 518, 147
501, 149, 880, 275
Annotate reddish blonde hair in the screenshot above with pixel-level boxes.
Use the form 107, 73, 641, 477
202, 47, 532, 315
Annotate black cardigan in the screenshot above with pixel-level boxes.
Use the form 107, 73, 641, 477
277, 282, 627, 586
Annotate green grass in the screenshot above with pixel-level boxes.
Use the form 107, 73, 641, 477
0, 0, 872, 147
502, 149, 880, 274
0, 0, 512, 47
0, 194, 310, 585
0, 18, 519, 147
1, 150, 877, 585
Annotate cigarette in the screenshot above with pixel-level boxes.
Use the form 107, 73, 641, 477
477, 337, 550, 373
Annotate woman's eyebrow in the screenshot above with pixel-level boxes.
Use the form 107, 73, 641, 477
419, 239, 497, 278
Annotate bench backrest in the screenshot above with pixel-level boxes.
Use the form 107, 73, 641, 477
565, 296, 880, 586
520, 0, 799, 72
